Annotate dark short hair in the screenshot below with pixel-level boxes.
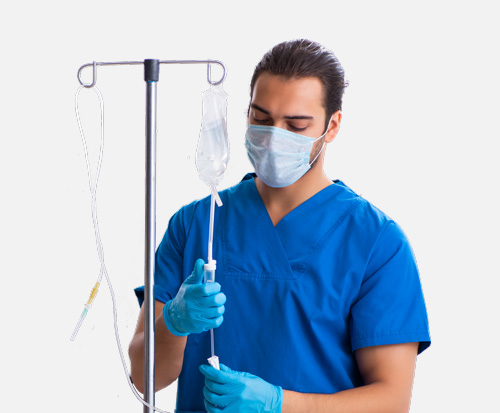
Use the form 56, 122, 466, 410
250, 39, 348, 125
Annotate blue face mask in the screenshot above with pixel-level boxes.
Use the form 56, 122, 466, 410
245, 124, 327, 188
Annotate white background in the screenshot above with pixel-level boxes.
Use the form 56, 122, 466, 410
1, 1, 498, 411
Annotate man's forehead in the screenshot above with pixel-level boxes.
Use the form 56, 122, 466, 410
253, 73, 323, 94
251, 74, 325, 117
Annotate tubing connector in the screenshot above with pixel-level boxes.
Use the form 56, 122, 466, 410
203, 260, 217, 272
70, 282, 101, 341
208, 355, 220, 370
87, 282, 100, 306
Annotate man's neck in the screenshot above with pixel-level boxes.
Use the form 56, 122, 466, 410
254, 165, 332, 226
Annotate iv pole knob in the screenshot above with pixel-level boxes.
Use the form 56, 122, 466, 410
144, 59, 160, 82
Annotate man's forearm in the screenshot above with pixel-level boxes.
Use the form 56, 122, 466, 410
282, 382, 412, 413
129, 304, 187, 393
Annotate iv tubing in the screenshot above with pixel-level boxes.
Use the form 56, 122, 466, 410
206, 189, 218, 359
210, 321, 215, 358
208, 190, 216, 263
71, 86, 106, 341
74, 85, 171, 413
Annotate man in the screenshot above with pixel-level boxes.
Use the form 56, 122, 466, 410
129, 39, 430, 412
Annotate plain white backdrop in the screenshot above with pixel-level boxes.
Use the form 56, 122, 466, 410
1, 1, 498, 411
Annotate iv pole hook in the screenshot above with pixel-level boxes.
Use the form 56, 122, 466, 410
207, 61, 226, 85
77, 61, 97, 88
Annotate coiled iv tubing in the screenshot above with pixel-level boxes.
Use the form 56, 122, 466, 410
73, 85, 171, 413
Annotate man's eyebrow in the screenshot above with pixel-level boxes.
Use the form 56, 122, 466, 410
250, 103, 271, 115
250, 103, 314, 120
284, 114, 314, 120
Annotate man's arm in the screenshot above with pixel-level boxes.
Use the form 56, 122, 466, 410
201, 342, 418, 412
129, 259, 226, 394
128, 300, 187, 394
281, 342, 419, 413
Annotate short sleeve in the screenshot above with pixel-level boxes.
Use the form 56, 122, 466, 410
350, 221, 431, 354
134, 204, 193, 307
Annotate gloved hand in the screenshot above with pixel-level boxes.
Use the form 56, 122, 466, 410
199, 363, 283, 413
163, 259, 226, 336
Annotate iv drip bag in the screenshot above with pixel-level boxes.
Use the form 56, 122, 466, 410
196, 84, 229, 187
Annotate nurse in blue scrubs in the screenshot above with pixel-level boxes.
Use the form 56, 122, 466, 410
129, 39, 430, 413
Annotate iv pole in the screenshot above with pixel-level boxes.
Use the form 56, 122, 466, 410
144, 59, 158, 412
77, 58, 226, 413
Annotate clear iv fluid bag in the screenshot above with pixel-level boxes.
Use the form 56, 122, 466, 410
196, 84, 229, 187
196, 122, 228, 185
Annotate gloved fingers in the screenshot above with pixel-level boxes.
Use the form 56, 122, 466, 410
218, 363, 234, 374
189, 282, 224, 297
202, 364, 283, 413
203, 385, 234, 408
203, 398, 225, 413
189, 295, 225, 314
199, 364, 236, 384
166, 304, 224, 334
176, 308, 224, 333
183, 258, 206, 285
189, 290, 226, 309
211, 315, 224, 329
201, 304, 225, 319
204, 377, 236, 395
195, 315, 224, 331
218, 363, 249, 379
211, 291, 226, 305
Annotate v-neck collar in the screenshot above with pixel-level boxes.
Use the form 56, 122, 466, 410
247, 175, 340, 229
221, 177, 295, 279
239, 175, 359, 275
225, 174, 360, 277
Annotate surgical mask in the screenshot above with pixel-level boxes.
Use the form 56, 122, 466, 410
245, 124, 328, 188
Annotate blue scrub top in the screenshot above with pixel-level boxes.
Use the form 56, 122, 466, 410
135, 174, 430, 413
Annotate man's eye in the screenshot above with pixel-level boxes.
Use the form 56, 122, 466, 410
289, 125, 307, 132
253, 116, 270, 123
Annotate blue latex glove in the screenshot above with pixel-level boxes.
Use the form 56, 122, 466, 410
199, 363, 283, 413
163, 259, 226, 336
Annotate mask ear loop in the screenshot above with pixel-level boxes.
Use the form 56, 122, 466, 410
309, 114, 334, 167
309, 139, 326, 167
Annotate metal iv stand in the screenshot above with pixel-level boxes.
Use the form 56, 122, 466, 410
77, 58, 227, 413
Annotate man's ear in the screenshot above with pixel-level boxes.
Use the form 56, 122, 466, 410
325, 110, 342, 143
